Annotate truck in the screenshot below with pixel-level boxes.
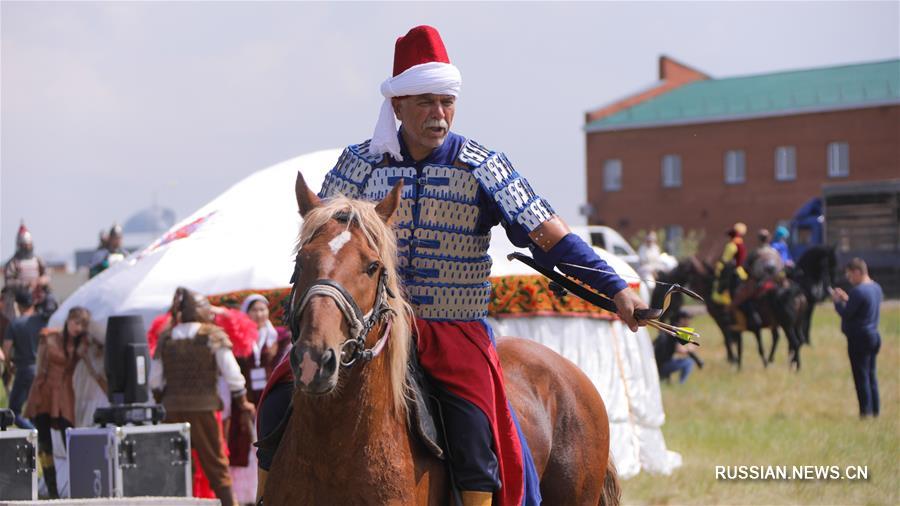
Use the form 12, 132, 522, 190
823, 179, 900, 296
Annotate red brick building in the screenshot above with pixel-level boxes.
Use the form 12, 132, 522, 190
584, 57, 900, 258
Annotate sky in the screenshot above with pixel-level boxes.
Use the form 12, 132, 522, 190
2, 1, 899, 264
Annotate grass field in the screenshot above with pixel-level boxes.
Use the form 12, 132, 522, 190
622, 303, 899, 506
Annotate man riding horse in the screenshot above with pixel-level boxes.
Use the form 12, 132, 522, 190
732, 229, 785, 329
256, 26, 645, 505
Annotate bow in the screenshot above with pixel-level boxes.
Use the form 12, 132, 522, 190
507, 252, 702, 345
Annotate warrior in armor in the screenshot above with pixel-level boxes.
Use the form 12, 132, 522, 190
149, 287, 255, 506
3, 222, 49, 321
732, 229, 785, 328
745, 229, 784, 282
89, 223, 127, 278
256, 26, 646, 506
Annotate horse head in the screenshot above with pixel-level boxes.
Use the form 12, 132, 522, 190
286, 173, 412, 416
795, 245, 839, 301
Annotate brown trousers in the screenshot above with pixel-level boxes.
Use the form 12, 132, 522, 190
165, 410, 233, 496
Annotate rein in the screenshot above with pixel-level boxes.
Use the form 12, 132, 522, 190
288, 267, 396, 368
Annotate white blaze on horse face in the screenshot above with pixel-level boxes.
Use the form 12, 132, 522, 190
328, 230, 352, 255
298, 350, 319, 386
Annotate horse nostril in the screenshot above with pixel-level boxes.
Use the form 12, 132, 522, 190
320, 348, 338, 377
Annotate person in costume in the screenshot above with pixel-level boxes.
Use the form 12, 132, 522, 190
712, 222, 747, 307
256, 26, 646, 506
149, 287, 256, 506
772, 225, 794, 268
24, 307, 91, 498
239, 294, 291, 403
732, 229, 784, 328
146, 296, 257, 501
3, 222, 49, 322
745, 229, 783, 283
89, 223, 127, 278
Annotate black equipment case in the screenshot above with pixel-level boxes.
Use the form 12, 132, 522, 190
0, 427, 38, 500
66, 423, 192, 499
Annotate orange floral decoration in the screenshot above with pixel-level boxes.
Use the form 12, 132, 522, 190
208, 275, 633, 326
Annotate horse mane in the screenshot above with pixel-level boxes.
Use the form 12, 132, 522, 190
296, 196, 414, 419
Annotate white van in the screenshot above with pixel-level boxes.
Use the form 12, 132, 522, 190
571, 226, 641, 271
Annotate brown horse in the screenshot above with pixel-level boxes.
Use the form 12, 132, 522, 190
263, 174, 620, 505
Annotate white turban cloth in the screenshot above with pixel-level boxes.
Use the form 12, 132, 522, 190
369, 61, 462, 161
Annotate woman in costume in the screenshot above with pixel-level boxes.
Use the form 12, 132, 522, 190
25, 306, 91, 498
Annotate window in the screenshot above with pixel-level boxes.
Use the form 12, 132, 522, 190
661, 154, 682, 188
775, 146, 796, 181
827, 142, 849, 178
603, 159, 622, 191
665, 225, 684, 256
724, 150, 746, 184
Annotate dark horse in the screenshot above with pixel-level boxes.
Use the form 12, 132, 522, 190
790, 245, 839, 345
652, 258, 807, 370
263, 174, 620, 505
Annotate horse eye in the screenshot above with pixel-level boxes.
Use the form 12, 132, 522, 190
366, 261, 380, 277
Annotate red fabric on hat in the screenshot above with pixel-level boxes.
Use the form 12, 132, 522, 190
393, 25, 450, 76
258, 319, 524, 506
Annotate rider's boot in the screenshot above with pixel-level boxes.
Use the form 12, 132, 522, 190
461, 490, 493, 506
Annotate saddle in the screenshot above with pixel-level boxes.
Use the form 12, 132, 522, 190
407, 345, 446, 460
255, 350, 446, 461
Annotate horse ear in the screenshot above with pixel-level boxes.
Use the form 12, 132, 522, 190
295, 172, 321, 218
375, 181, 404, 223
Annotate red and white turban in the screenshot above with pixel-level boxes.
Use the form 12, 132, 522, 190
370, 26, 461, 161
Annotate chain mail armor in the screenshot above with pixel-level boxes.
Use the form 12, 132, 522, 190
156, 325, 231, 411
319, 137, 555, 321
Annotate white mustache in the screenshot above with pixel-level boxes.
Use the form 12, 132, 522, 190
424, 119, 448, 129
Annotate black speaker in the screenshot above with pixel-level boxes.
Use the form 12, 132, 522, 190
104, 315, 148, 405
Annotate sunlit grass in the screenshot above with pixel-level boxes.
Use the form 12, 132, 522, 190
622, 303, 900, 505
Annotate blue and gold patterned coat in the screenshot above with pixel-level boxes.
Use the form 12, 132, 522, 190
319, 130, 628, 322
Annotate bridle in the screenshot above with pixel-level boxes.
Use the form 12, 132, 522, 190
286, 239, 396, 368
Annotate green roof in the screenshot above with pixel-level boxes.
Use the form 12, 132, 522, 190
585, 59, 900, 131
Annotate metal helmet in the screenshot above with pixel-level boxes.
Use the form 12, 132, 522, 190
16, 221, 32, 249
109, 223, 124, 239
